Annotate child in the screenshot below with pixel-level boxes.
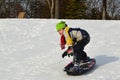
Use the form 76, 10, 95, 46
56, 21, 90, 68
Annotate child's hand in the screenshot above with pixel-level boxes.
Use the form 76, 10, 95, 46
66, 46, 73, 54
62, 46, 73, 58
62, 51, 67, 58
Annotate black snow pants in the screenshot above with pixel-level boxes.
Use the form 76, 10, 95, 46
73, 30, 90, 64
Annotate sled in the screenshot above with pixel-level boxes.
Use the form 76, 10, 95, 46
64, 58, 96, 75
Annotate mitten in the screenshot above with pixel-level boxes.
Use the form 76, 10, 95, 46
66, 46, 73, 54
62, 51, 67, 58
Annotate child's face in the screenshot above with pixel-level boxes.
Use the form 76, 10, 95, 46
58, 29, 64, 36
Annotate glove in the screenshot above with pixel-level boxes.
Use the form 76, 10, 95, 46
66, 46, 73, 57
66, 46, 73, 54
62, 51, 67, 58
62, 46, 73, 58
68, 52, 73, 57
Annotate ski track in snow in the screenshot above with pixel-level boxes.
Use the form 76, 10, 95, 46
0, 19, 120, 80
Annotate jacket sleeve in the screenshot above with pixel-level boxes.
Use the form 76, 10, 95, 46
69, 28, 83, 42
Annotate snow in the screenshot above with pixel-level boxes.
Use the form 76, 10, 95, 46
0, 19, 120, 80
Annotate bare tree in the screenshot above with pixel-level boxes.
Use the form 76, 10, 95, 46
86, 0, 103, 19
46, 0, 54, 18
107, 0, 120, 19
0, 0, 4, 13
55, 0, 59, 18
102, 0, 107, 20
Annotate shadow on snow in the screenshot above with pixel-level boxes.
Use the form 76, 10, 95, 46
82, 55, 119, 75
95, 55, 119, 67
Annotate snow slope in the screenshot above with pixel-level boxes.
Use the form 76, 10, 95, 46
0, 19, 120, 80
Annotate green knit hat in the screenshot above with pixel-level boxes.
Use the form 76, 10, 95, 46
56, 21, 66, 31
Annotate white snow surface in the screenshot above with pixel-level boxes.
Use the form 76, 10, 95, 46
0, 19, 120, 80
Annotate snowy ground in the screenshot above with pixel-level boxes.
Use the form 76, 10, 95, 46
0, 19, 120, 80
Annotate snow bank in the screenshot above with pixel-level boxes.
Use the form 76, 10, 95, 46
0, 19, 120, 80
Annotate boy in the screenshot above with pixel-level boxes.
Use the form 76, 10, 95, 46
56, 21, 90, 70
